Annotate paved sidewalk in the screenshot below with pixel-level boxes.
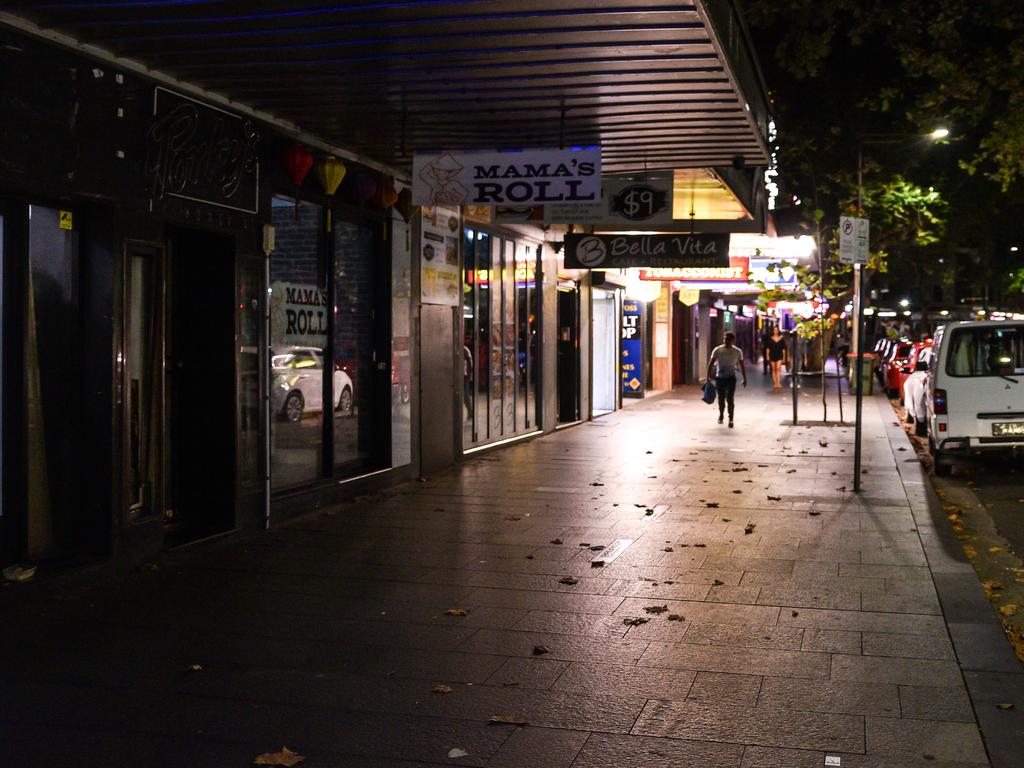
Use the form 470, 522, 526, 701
2, 374, 1019, 767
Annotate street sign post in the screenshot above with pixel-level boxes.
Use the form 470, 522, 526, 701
842, 215, 870, 492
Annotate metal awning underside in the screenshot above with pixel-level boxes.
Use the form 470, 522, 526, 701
2, 1, 771, 175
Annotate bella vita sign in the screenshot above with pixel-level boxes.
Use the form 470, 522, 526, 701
412, 148, 601, 206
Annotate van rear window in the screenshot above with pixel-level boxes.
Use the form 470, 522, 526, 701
946, 325, 1024, 377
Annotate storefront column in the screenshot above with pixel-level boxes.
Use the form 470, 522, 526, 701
652, 283, 672, 392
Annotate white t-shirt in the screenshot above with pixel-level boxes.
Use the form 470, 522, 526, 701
710, 345, 744, 378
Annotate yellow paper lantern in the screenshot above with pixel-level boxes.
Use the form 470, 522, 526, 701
314, 156, 347, 196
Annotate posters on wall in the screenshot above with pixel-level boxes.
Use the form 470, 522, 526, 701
412, 148, 601, 206
622, 299, 644, 398
420, 205, 461, 306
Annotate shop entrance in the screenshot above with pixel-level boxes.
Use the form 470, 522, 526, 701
591, 288, 618, 415
122, 229, 235, 547
556, 284, 580, 423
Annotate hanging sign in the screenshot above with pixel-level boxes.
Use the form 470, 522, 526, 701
564, 233, 729, 270
678, 288, 701, 306
145, 87, 260, 213
639, 257, 749, 282
412, 148, 600, 206
621, 300, 644, 398
494, 174, 675, 227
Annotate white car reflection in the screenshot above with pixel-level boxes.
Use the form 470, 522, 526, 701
271, 345, 353, 422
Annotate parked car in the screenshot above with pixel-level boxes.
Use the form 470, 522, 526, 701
924, 321, 1024, 476
896, 340, 933, 403
271, 345, 354, 422
902, 347, 931, 436
881, 341, 915, 398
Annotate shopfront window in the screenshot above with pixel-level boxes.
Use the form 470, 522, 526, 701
269, 198, 325, 489
332, 219, 376, 470
462, 229, 540, 448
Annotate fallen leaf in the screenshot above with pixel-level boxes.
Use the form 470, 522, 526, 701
533, 645, 550, 655
667, 614, 685, 622
792, 611, 800, 617
591, 482, 604, 486
786, 469, 797, 474
445, 608, 468, 617
819, 439, 829, 447
558, 577, 579, 585
663, 547, 674, 552
589, 545, 604, 551
504, 515, 522, 521
489, 714, 528, 725
431, 685, 454, 695
694, 543, 706, 548
989, 547, 1003, 553
721, 518, 731, 523
578, 542, 591, 547
645, 508, 654, 516
809, 511, 821, 517
744, 524, 756, 535
996, 703, 1015, 710
186, 663, 203, 672
999, 604, 1018, 617
448, 748, 469, 759
732, 490, 743, 494
705, 502, 720, 508
623, 617, 649, 626
253, 747, 304, 766
644, 605, 669, 614
713, 579, 725, 586
550, 538, 563, 545
767, 495, 782, 501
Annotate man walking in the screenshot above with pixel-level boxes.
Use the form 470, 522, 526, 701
706, 332, 747, 427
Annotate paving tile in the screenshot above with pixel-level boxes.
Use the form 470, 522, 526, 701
686, 671, 763, 706
461, 588, 624, 615
512, 610, 629, 640
860, 592, 942, 615
898, 685, 975, 722
570, 732, 743, 768
614, 597, 781, 627
632, 699, 864, 752
780, 607, 947, 636
639, 642, 830, 680
458, 628, 648, 666
488, 727, 589, 768
603, 579, 712, 601
801, 628, 861, 655
830, 655, 964, 687
861, 631, 955, 660
740, 746, 823, 768
551, 662, 696, 700
756, 586, 862, 611
484, 657, 569, 690
682, 622, 805, 651
757, 677, 899, 717
865, 716, 988, 764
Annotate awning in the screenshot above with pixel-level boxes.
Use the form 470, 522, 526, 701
2, 1, 770, 177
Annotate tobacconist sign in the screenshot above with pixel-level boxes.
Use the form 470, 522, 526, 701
563, 233, 730, 270
145, 87, 260, 213
412, 148, 600, 206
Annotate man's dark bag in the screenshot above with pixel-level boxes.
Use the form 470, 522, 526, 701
701, 380, 717, 404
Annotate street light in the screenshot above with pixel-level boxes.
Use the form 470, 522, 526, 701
899, 298, 910, 307
852, 127, 948, 492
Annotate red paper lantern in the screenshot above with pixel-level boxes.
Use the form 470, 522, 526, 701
281, 143, 313, 189
371, 174, 399, 209
354, 171, 378, 203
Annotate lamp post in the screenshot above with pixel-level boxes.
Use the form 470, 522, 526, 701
851, 128, 948, 493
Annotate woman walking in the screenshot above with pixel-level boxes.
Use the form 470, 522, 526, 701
766, 326, 787, 389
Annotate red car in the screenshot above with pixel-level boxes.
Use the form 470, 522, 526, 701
881, 341, 914, 398
897, 340, 933, 402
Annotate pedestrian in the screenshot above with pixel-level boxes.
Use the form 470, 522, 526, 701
766, 326, 787, 389
706, 332, 747, 427
761, 325, 772, 375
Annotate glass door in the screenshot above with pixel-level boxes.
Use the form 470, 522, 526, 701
123, 243, 165, 525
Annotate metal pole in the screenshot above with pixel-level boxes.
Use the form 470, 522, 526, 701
791, 329, 799, 425
853, 143, 865, 493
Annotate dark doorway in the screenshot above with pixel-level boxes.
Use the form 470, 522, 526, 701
165, 228, 235, 545
556, 285, 580, 423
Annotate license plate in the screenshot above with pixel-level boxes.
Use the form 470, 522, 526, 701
993, 422, 1024, 436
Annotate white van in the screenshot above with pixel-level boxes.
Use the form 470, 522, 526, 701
926, 320, 1024, 476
